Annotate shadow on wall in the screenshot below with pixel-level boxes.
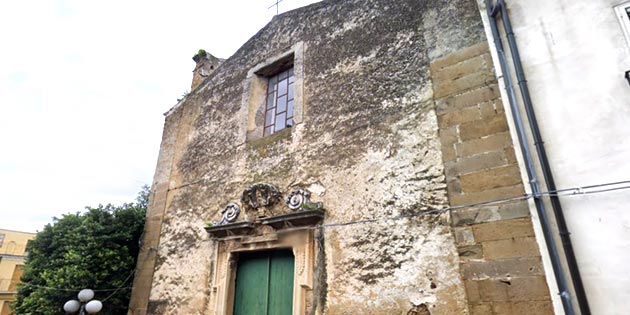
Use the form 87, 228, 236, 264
407, 303, 431, 315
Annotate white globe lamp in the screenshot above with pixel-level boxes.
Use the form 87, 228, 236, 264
78, 289, 95, 302
64, 288, 103, 314
85, 300, 103, 314
63, 300, 81, 313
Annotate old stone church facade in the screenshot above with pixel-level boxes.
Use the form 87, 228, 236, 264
128, 0, 558, 314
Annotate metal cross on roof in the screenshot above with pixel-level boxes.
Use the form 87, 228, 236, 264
268, 0, 285, 15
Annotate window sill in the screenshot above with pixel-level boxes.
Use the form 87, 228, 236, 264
246, 127, 293, 150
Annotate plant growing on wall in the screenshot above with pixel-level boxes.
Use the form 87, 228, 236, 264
13, 186, 149, 315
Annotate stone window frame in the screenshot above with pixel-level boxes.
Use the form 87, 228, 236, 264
615, 1, 630, 48
209, 228, 315, 315
242, 42, 305, 142
0, 233, 4, 248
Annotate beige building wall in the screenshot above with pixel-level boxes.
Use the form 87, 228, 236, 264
476, 1, 630, 314
0, 229, 35, 315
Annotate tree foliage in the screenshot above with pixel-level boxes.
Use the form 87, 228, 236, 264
14, 186, 149, 315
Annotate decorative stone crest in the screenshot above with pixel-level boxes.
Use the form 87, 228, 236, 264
285, 189, 323, 211
241, 183, 281, 209
216, 203, 241, 226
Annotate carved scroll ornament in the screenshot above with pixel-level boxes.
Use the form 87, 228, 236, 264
216, 203, 241, 226
285, 189, 323, 211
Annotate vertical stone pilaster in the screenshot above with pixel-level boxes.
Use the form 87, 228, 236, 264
430, 42, 553, 315
128, 108, 183, 315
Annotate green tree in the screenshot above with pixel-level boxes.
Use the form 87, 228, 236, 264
14, 186, 149, 315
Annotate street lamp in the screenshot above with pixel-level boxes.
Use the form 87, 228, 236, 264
63, 289, 103, 314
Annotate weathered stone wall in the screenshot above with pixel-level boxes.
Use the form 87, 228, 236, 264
430, 42, 553, 315
125, 1, 541, 314
128, 106, 182, 315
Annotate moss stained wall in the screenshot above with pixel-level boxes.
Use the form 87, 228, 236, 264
129, 1, 489, 314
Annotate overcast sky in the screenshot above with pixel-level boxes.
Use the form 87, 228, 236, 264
0, 0, 321, 233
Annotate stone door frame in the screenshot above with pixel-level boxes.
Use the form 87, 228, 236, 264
210, 228, 315, 315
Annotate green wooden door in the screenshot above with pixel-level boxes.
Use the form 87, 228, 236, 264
233, 249, 294, 315
233, 251, 270, 314
267, 250, 294, 314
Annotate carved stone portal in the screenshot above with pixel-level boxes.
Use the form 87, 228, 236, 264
208, 227, 317, 315
207, 184, 323, 314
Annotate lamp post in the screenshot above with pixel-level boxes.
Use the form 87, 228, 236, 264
63, 289, 103, 315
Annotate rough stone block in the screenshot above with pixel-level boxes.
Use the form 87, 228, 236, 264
433, 70, 496, 99
464, 280, 481, 302
505, 148, 518, 164
430, 42, 489, 71
447, 179, 462, 195
151, 194, 168, 206
438, 106, 481, 128
491, 302, 514, 315
496, 201, 531, 221
451, 202, 530, 227
451, 207, 488, 226
439, 125, 459, 146
507, 277, 551, 301
480, 99, 504, 119
150, 197, 168, 212
147, 214, 164, 223
459, 115, 509, 141
478, 279, 509, 301
451, 206, 495, 226
135, 264, 158, 279
154, 182, 170, 193
492, 301, 554, 315
442, 142, 457, 162
481, 52, 495, 69
469, 303, 492, 315
432, 53, 490, 82
449, 184, 525, 207
460, 165, 522, 193
472, 218, 535, 242
458, 244, 483, 259
453, 226, 475, 245
142, 224, 164, 244
455, 132, 512, 158
448, 151, 507, 176
482, 237, 541, 260
435, 84, 500, 114
460, 257, 545, 280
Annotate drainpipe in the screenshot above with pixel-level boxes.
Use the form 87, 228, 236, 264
485, 0, 579, 314
490, 1, 591, 314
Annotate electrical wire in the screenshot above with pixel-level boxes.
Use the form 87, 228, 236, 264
546, 183, 630, 197
315, 179, 630, 229
15, 179, 630, 293
100, 270, 136, 302
16, 251, 149, 294
17, 281, 132, 292
544, 180, 630, 194
210, 179, 630, 238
